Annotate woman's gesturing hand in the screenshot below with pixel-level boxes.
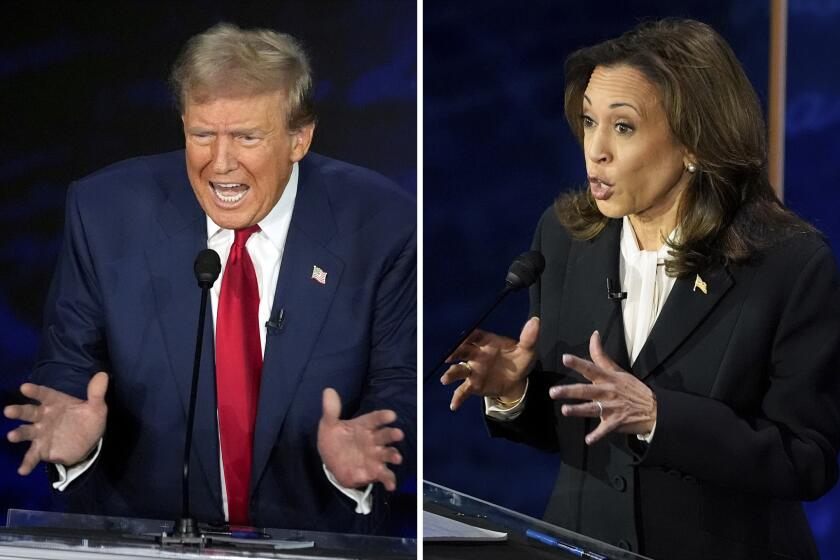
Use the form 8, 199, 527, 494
550, 331, 657, 445
441, 317, 540, 411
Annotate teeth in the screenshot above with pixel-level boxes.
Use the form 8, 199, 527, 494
214, 190, 247, 203
211, 182, 248, 204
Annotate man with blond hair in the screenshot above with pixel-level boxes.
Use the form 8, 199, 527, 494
4, 23, 415, 534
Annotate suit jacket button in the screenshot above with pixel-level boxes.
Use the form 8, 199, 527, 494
610, 475, 627, 492
667, 468, 682, 478
617, 539, 632, 550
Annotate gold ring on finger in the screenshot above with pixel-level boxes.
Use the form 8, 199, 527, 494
595, 400, 604, 419
459, 361, 473, 375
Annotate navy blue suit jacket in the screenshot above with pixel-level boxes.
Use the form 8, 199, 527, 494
32, 150, 416, 534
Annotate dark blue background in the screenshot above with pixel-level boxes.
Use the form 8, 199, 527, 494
424, 0, 840, 555
1, 0, 416, 535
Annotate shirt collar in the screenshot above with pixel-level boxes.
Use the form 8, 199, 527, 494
205, 162, 299, 250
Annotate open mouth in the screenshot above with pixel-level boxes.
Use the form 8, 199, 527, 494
588, 177, 614, 201
210, 182, 250, 206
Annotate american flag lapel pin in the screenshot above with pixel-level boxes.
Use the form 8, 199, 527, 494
311, 265, 327, 285
693, 274, 708, 294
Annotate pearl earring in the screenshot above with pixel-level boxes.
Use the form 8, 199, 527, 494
687, 162, 697, 173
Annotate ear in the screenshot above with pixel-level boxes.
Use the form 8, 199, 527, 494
290, 123, 316, 162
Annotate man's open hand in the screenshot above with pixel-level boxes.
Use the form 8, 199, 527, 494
317, 388, 404, 491
4, 372, 108, 475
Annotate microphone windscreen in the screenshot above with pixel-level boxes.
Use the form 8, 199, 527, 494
505, 250, 545, 291
194, 249, 222, 288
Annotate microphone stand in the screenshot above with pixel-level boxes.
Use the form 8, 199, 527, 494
425, 286, 512, 380
424, 250, 544, 382
162, 250, 220, 546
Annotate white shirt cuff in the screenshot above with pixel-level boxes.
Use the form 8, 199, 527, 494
323, 464, 374, 515
52, 438, 103, 491
484, 378, 529, 421
636, 420, 657, 444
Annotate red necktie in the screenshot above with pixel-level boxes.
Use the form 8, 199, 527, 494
216, 225, 262, 525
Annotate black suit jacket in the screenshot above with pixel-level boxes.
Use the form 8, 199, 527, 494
488, 207, 840, 560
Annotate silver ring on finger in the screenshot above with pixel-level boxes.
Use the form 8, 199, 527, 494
595, 400, 604, 420
459, 361, 473, 375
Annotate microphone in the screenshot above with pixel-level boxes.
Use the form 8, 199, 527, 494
506, 250, 545, 290
606, 278, 627, 300
425, 250, 545, 381
167, 249, 221, 543
194, 249, 221, 289
265, 308, 285, 334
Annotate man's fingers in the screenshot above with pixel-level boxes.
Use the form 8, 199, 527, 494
449, 378, 473, 411
518, 317, 540, 350
18, 444, 42, 476
4, 404, 39, 422
373, 427, 404, 446
355, 409, 398, 429
7, 424, 36, 443
378, 446, 403, 465
440, 362, 471, 385
87, 372, 109, 402
20, 382, 78, 406
562, 353, 607, 383
376, 465, 397, 492
19, 383, 48, 403
589, 331, 620, 372
321, 388, 342, 424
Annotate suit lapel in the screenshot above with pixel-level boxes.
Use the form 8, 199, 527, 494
631, 264, 734, 380
145, 161, 223, 513
251, 160, 344, 494
561, 219, 630, 371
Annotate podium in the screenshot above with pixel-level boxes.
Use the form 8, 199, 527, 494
0, 509, 416, 559
423, 481, 651, 560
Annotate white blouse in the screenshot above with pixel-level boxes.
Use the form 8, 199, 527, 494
619, 217, 677, 364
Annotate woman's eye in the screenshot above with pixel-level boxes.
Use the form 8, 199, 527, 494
581, 115, 595, 128
615, 122, 634, 135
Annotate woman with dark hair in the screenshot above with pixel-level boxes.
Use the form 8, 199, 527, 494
442, 18, 840, 559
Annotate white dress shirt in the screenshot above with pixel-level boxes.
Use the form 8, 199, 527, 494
55, 163, 372, 515
486, 217, 677, 444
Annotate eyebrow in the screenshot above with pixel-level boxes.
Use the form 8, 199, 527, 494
231, 127, 264, 136
184, 126, 264, 136
582, 94, 642, 117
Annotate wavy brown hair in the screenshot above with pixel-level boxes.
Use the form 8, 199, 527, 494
557, 18, 817, 277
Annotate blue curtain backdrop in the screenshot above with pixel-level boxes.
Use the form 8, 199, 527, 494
424, 0, 839, 555
0, 0, 416, 535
